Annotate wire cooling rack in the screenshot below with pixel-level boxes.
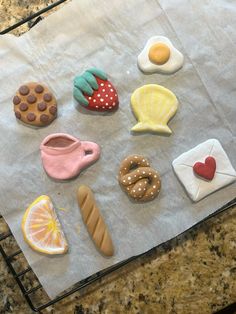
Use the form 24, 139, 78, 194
0, 1, 236, 312
1, 197, 236, 312
0, 0, 68, 35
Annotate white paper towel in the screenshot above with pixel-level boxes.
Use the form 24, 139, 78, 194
0, 0, 235, 299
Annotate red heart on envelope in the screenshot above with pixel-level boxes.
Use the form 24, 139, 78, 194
193, 156, 216, 181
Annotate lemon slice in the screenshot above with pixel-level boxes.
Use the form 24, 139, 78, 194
22, 195, 68, 255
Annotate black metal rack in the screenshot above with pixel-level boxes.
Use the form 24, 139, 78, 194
0, 0, 68, 35
0, 2, 236, 313
1, 197, 236, 312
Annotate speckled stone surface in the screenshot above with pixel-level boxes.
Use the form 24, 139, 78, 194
0, 1, 236, 313
0, 0, 66, 35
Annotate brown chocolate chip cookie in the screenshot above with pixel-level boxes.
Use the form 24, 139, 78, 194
13, 82, 57, 127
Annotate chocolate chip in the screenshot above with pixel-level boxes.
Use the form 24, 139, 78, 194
43, 93, 52, 102
19, 85, 29, 96
27, 94, 37, 104
38, 102, 47, 111
40, 114, 49, 123
19, 103, 28, 111
15, 111, 21, 119
49, 105, 57, 115
27, 113, 36, 122
13, 96, 21, 105
35, 85, 44, 93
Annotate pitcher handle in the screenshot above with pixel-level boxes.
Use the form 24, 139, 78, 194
82, 141, 100, 166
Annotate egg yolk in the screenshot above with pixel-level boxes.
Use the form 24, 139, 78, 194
148, 43, 170, 65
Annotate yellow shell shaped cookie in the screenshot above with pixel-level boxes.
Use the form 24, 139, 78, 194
131, 84, 178, 134
21, 195, 68, 255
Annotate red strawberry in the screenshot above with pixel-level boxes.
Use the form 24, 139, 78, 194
73, 68, 119, 112
84, 77, 118, 111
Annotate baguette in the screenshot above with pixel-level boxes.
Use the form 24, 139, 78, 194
77, 185, 114, 256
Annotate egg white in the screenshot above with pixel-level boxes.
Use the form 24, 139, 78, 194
138, 36, 184, 74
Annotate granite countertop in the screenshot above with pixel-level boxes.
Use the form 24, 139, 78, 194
0, 1, 236, 313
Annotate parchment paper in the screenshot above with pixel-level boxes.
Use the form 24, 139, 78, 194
0, 0, 235, 299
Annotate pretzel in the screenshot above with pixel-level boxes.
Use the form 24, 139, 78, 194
118, 155, 161, 202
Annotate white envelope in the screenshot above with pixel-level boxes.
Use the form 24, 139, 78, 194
172, 139, 236, 202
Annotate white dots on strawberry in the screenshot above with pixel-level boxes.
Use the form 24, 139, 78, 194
73, 68, 119, 112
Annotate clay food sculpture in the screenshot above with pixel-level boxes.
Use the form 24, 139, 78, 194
73, 68, 119, 112
172, 139, 236, 202
193, 156, 216, 181
21, 195, 68, 255
13, 82, 57, 127
131, 84, 178, 134
118, 155, 161, 202
40, 133, 100, 180
138, 36, 184, 74
77, 185, 114, 257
